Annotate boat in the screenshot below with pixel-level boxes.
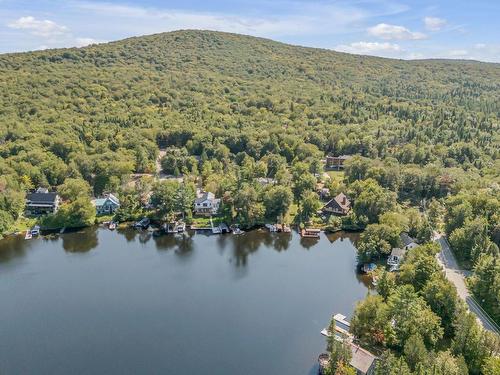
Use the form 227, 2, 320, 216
265, 223, 277, 232
30, 225, 40, 236
361, 263, 377, 274
25, 230, 32, 240
133, 218, 150, 229
176, 222, 186, 233
232, 226, 244, 235
108, 221, 117, 230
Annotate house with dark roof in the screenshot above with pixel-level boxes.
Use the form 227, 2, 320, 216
194, 191, 220, 216
325, 155, 352, 170
25, 187, 60, 216
400, 232, 419, 250
92, 193, 120, 215
323, 192, 351, 216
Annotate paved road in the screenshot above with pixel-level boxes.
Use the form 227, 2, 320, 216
436, 236, 500, 335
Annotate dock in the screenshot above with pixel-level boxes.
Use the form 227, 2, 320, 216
320, 313, 352, 340
319, 312, 378, 374
210, 218, 222, 234
301, 228, 321, 238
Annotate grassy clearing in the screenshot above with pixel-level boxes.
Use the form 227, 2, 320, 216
326, 170, 345, 183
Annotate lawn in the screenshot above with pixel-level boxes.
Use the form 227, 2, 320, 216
326, 170, 345, 183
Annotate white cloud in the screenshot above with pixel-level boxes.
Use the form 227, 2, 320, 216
447, 49, 468, 57
335, 41, 403, 58
7, 16, 68, 37
75, 37, 102, 47
367, 23, 426, 40
71, 1, 376, 38
424, 16, 447, 31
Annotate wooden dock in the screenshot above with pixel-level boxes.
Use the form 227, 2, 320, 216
301, 228, 321, 238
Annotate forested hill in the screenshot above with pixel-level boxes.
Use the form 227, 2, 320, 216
0, 30, 499, 200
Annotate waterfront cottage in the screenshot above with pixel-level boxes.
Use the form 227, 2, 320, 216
349, 343, 377, 375
323, 192, 351, 216
400, 232, 419, 250
325, 155, 352, 170
194, 191, 220, 216
387, 248, 406, 267
93, 193, 120, 215
25, 188, 60, 216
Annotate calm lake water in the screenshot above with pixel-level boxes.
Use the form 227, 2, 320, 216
0, 227, 368, 375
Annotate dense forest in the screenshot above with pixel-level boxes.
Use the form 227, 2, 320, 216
0, 30, 499, 373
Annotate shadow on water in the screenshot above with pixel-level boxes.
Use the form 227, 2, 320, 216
61, 228, 99, 253
0, 235, 31, 263
300, 236, 320, 250
229, 231, 266, 267
325, 231, 360, 245
153, 231, 195, 258
117, 227, 138, 242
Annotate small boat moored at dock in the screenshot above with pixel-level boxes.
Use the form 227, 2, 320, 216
265, 223, 277, 232
30, 225, 41, 236
232, 225, 244, 235
133, 218, 150, 229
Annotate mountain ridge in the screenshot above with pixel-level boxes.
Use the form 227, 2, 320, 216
1, 29, 499, 67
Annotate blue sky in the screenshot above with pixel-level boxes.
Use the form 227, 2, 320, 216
1, 0, 499, 61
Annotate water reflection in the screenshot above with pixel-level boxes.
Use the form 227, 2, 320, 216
118, 227, 138, 242
0, 225, 368, 375
0, 235, 31, 263
61, 228, 98, 253
153, 231, 195, 257
325, 231, 360, 244
300, 236, 320, 250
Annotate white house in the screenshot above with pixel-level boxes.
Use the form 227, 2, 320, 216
194, 191, 220, 216
387, 248, 406, 267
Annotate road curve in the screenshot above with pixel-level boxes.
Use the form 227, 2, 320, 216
435, 235, 500, 335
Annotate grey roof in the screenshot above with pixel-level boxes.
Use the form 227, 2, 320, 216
350, 343, 377, 374
327, 155, 352, 160
195, 191, 215, 204
26, 192, 58, 204
390, 248, 406, 258
400, 232, 417, 247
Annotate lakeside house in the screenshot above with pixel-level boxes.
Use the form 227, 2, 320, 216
400, 232, 419, 250
325, 155, 352, 170
387, 233, 419, 270
25, 188, 60, 216
387, 248, 406, 267
323, 192, 351, 216
93, 193, 120, 215
320, 314, 377, 375
194, 191, 220, 216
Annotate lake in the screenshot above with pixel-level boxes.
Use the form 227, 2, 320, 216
0, 227, 368, 375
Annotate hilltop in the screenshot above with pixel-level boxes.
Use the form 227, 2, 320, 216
0, 29, 498, 207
